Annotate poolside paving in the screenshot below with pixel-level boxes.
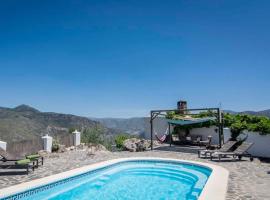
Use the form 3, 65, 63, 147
0, 146, 270, 200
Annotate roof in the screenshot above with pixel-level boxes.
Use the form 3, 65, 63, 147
167, 117, 216, 126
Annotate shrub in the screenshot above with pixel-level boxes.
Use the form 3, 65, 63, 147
166, 111, 176, 119
81, 125, 114, 151
68, 127, 76, 134
81, 126, 104, 144
52, 139, 60, 152
115, 134, 130, 149
230, 121, 247, 140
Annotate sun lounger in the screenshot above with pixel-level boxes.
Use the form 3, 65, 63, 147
0, 159, 34, 174
0, 147, 43, 168
210, 142, 254, 161
26, 154, 44, 168
198, 140, 237, 158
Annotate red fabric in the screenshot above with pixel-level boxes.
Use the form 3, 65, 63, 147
155, 134, 167, 143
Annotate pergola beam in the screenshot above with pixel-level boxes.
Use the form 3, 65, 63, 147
150, 107, 224, 150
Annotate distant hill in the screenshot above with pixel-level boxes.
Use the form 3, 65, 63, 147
224, 109, 270, 118
96, 109, 270, 138
94, 117, 168, 139
2, 105, 268, 142
93, 118, 146, 135
0, 105, 114, 142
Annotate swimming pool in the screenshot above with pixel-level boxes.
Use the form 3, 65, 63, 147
0, 158, 229, 200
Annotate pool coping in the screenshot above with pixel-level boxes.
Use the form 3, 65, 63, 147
0, 157, 229, 200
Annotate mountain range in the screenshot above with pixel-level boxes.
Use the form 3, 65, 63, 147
0, 104, 269, 143
0, 105, 115, 142
94, 117, 168, 139
95, 109, 270, 137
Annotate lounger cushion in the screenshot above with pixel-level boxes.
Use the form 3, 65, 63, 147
16, 159, 31, 165
26, 154, 40, 160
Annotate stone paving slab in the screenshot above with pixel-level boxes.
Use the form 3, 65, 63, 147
0, 148, 270, 200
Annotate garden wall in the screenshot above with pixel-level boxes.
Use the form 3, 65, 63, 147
4, 134, 75, 158
191, 127, 270, 158
7, 138, 43, 159
223, 128, 270, 158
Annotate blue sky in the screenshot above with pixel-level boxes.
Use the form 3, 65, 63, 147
0, 0, 270, 118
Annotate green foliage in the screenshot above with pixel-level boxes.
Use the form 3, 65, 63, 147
166, 111, 270, 139
230, 121, 247, 140
52, 139, 60, 152
81, 125, 105, 144
196, 110, 217, 118
114, 134, 130, 149
81, 125, 114, 151
224, 113, 270, 137
166, 111, 176, 119
68, 127, 76, 134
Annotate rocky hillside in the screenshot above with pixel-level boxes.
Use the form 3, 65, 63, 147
94, 118, 147, 135
0, 105, 114, 142
94, 117, 168, 139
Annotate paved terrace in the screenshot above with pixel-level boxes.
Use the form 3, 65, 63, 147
0, 145, 270, 200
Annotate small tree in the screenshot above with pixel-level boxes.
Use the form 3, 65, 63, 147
52, 139, 60, 152
230, 121, 247, 141
115, 134, 130, 149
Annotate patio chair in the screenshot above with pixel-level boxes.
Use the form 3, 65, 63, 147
185, 136, 192, 145
199, 136, 212, 148
210, 142, 254, 161
198, 140, 237, 158
0, 159, 34, 174
192, 136, 201, 145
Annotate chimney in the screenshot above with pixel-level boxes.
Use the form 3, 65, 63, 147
177, 100, 187, 114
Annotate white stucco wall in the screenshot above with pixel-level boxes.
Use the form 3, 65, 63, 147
190, 126, 220, 145
244, 131, 270, 158
223, 128, 270, 158
223, 128, 231, 143
0, 141, 7, 151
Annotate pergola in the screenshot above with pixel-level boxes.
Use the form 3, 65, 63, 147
150, 107, 224, 150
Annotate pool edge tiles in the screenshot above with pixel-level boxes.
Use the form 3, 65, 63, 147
0, 157, 229, 200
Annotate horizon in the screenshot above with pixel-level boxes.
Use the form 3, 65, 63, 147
1, 1, 270, 118
2, 103, 270, 119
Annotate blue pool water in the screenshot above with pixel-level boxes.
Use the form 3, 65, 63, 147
4, 160, 211, 200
